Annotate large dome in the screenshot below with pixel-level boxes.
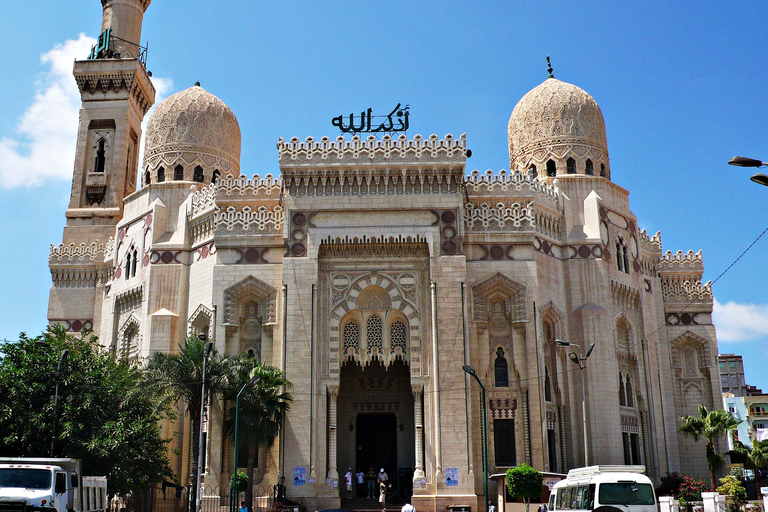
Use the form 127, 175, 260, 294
142, 84, 241, 184
508, 77, 610, 179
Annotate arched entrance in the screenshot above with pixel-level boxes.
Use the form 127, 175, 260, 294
337, 360, 414, 500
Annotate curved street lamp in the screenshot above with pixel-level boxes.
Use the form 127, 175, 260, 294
195, 336, 214, 512
728, 156, 768, 187
555, 340, 594, 466
462, 365, 488, 512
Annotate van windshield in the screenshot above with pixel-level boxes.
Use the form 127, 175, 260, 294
599, 483, 655, 505
0, 468, 52, 490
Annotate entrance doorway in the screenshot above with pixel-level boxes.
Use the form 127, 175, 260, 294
356, 413, 397, 482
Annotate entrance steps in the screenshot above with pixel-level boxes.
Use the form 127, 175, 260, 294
341, 497, 403, 512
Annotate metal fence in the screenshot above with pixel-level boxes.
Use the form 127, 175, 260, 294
109, 484, 275, 512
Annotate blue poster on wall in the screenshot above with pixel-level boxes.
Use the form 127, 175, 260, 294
445, 468, 458, 487
293, 467, 306, 486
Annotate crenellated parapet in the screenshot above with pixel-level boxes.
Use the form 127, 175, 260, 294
659, 250, 704, 276
216, 174, 282, 200
50, 241, 107, 263
659, 250, 711, 304
464, 168, 560, 208
215, 205, 284, 236
464, 201, 535, 233
278, 133, 467, 166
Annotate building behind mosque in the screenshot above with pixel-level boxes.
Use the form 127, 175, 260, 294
47, 1, 722, 510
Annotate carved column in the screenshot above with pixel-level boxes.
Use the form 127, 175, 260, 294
327, 385, 339, 482
412, 383, 426, 486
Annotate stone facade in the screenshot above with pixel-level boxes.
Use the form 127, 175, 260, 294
48, 2, 722, 510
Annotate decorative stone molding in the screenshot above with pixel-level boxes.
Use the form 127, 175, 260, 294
50, 267, 101, 288
189, 183, 218, 219
660, 276, 712, 303
467, 243, 516, 261
49, 241, 106, 263
318, 236, 430, 260
188, 304, 213, 337
114, 284, 143, 313
216, 205, 283, 235
489, 398, 518, 419
433, 209, 462, 255
49, 319, 94, 333
669, 330, 712, 369
223, 276, 278, 326
216, 174, 282, 199
472, 272, 527, 324
659, 250, 704, 274
639, 229, 662, 252
464, 201, 534, 232
464, 168, 560, 207
611, 280, 640, 310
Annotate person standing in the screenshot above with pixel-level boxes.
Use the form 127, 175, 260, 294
401, 497, 416, 512
356, 469, 365, 498
345, 468, 353, 499
378, 468, 389, 485
366, 468, 377, 498
488, 501, 496, 512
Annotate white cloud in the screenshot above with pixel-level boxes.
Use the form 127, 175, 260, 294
0, 34, 173, 189
713, 298, 768, 343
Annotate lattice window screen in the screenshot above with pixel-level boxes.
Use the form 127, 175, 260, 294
343, 322, 360, 356
390, 321, 407, 355
366, 315, 383, 355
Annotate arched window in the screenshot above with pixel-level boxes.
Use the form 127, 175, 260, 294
144, 170, 151, 186
585, 159, 593, 175
157, 167, 165, 182
623, 247, 630, 274
544, 366, 552, 402
94, 139, 106, 173
390, 320, 407, 356
366, 315, 383, 356
600, 163, 606, 177
494, 347, 509, 387
529, 164, 537, 178
193, 165, 205, 182
546, 159, 557, 177
566, 157, 576, 174
124, 256, 130, 280
131, 250, 138, 277
174, 165, 184, 181
626, 376, 634, 407
619, 374, 626, 406
212, 170, 220, 184
342, 321, 361, 358
616, 242, 624, 272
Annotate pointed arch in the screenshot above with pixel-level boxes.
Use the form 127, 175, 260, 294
223, 275, 278, 326
472, 272, 527, 324
669, 330, 713, 370
117, 313, 141, 362
188, 304, 213, 337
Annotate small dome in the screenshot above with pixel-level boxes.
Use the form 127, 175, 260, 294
508, 77, 610, 179
142, 84, 240, 184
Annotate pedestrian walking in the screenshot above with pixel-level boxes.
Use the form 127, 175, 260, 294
379, 478, 387, 511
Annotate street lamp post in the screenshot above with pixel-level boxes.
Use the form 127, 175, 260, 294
195, 336, 214, 512
554, 340, 594, 466
462, 365, 488, 512
50, 348, 69, 457
231, 375, 260, 512
728, 156, 768, 186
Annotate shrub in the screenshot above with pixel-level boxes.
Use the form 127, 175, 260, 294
678, 475, 710, 502
657, 471, 685, 497
717, 475, 746, 512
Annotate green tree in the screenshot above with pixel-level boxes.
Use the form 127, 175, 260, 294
224, 358, 292, 512
506, 463, 543, 512
717, 475, 747, 512
145, 336, 231, 512
0, 326, 173, 501
727, 439, 768, 492
679, 405, 742, 489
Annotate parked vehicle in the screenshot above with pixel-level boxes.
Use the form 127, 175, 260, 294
547, 465, 656, 512
0, 458, 107, 512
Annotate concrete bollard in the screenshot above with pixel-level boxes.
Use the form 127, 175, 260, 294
761, 487, 768, 512
659, 496, 679, 512
701, 492, 725, 512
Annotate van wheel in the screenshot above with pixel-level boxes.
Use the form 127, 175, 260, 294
593, 507, 623, 512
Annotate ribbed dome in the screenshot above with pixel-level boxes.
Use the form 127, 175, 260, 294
143, 85, 241, 181
508, 77, 609, 179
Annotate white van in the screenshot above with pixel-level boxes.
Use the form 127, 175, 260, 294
547, 466, 656, 512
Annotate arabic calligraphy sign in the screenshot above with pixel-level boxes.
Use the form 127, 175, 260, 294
332, 103, 410, 134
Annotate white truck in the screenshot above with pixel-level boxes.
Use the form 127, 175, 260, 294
0, 458, 107, 512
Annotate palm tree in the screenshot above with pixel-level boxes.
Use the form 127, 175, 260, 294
727, 439, 768, 492
679, 405, 742, 489
224, 357, 292, 512
145, 336, 230, 512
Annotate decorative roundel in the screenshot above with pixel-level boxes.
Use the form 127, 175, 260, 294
591, 245, 603, 258
680, 313, 692, 325
398, 273, 416, 290
245, 248, 260, 263
142, 254, 150, 267
293, 229, 306, 241
490, 316, 507, 333
490, 245, 505, 260
71, 320, 83, 332
541, 240, 550, 253
291, 243, 306, 257
332, 274, 350, 290
145, 213, 153, 226
442, 226, 456, 239
114, 266, 122, 278
630, 236, 639, 258
633, 261, 641, 273
161, 252, 175, 264
441, 210, 456, 224
442, 240, 457, 254
578, 246, 591, 258
293, 212, 306, 227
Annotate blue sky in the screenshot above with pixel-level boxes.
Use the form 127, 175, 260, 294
1, 1, 767, 392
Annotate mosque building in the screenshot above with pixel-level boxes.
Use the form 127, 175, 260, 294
47, 1, 722, 510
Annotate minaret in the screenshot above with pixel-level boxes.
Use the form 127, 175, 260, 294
65, 0, 155, 245
48, 0, 154, 334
